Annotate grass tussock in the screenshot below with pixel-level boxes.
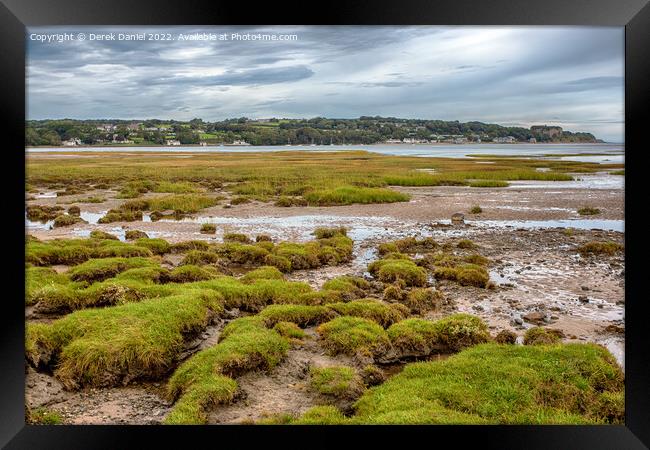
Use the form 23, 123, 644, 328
304, 186, 410, 206
523, 327, 563, 345
164, 317, 288, 424
577, 241, 624, 256
52, 215, 87, 228
368, 258, 427, 287
327, 299, 409, 328
309, 366, 365, 399
377, 237, 437, 255
26, 290, 224, 388
387, 314, 490, 356
200, 223, 217, 234
26, 239, 153, 266
349, 343, 623, 424
89, 230, 119, 240
317, 316, 390, 357
68, 257, 156, 283
577, 207, 601, 216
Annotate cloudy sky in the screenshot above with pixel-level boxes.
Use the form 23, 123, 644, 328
27, 26, 624, 142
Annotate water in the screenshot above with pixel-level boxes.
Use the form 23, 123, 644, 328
509, 173, 624, 190
470, 219, 623, 232
26, 143, 624, 163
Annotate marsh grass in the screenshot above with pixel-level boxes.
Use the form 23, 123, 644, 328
165, 316, 288, 424
577, 207, 601, 216
317, 316, 390, 357
27, 151, 614, 207
26, 290, 224, 388
348, 343, 623, 424
309, 366, 364, 399
577, 241, 624, 256
304, 186, 409, 206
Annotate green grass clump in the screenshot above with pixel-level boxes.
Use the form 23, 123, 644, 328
290, 405, 348, 425
26, 267, 70, 306
313, 227, 347, 239
258, 304, 335, 328
200, 223, 217, 234
89, 230, 119, 240
368, 258, 427, 287
304, 186, 409, 206
165, 316, 288, 424
577, 241, 624, 256
523, 327, 563, 345
327, 299, 409, 328
190, 277, 313, 312
610, 170, 624, 176
351, 343, 623, 424
52, 215, 86, 228
223, 233, 251, 243
98, 209, 142, 224
216, 243, 269, 265
134, 238, 171, 255
26, 406, 63, 425
26, 290, 224, 388
274, 196, 308, 207
317, 316, 390, 357
321, 275, 370, 300
273, 321, 306, 339
124, 230, 148, 240
180, 250, 220, 266
310, 366, 364, 399
433, 264, 490, 288
171, 240, 211, 253
26, 239, 153, 266
166, 265, 220, 283
153, 181, 201, 194
26, 205, 64, 222
403, 288, 443, 313
387, 314, 489, 355
577, 207, 601, 216
148, 194, 220, 214
240, 266, 284, 283
469, 205, 482, 214
432, 314, 491, 351
468, 180, 509, 188
230, 196, 251, 205
68, 257, 156, 283
457, 239, 476, 249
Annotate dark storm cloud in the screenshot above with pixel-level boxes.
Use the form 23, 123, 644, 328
26, 26, 624, 141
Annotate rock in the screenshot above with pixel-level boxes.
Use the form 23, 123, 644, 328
578, 296, 589, 303
523, 311, 546, 325
451, 213, 464, 225
581, 286, 590, 291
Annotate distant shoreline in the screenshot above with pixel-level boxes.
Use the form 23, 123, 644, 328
26, 141, 620, 150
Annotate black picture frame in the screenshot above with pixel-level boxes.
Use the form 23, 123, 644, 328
1, 1, 648, 448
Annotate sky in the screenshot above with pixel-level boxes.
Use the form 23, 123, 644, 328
26, 26, 624, 142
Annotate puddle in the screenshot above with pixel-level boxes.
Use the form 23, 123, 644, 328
509, 173, 623, 190
470, 219, 623, 232
80, 211, 106, 224
158, 215, 404, 242
33, 192, 58, 199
